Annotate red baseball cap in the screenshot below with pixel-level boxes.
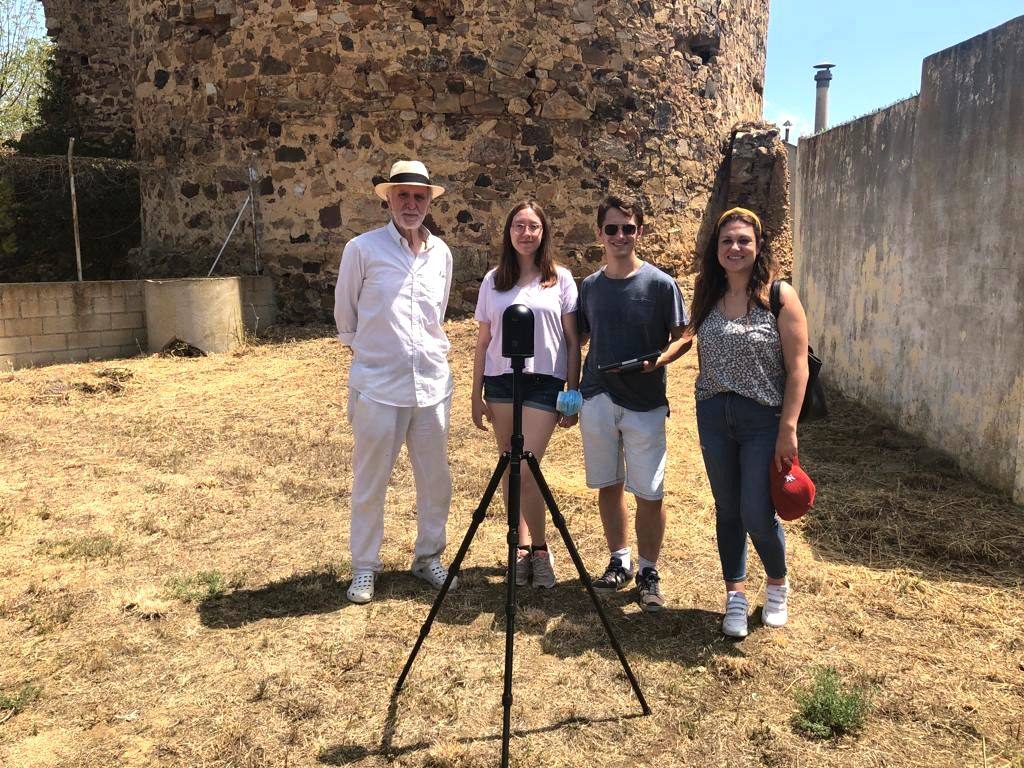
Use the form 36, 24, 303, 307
771, 457, 815, 521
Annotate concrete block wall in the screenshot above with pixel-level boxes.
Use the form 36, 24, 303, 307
240, 276, 277, 334
0, 277, 277, 371
0, 281, 147, 371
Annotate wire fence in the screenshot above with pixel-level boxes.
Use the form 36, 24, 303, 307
0, 153, 141, 282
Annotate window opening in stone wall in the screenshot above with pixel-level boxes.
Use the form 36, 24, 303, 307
411, 1, 462, 28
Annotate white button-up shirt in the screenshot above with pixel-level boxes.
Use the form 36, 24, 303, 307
334, 220, 454, 407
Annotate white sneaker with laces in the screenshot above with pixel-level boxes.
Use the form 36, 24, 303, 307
347, 571, 375, 604
722, 590, 749, 638
515, 548, 531, 587
412, 558, 458, 591
531, 549, 556, 589
763, 582, 789, 628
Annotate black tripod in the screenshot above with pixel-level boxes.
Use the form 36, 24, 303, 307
393, 305, 650, 768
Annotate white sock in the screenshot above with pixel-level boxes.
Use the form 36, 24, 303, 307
612, 547, 631, 571
638, 556, 657, 574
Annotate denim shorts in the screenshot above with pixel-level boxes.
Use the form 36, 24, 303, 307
483, 373, 565, 413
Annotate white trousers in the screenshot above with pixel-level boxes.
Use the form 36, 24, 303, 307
348, 389, 453, 573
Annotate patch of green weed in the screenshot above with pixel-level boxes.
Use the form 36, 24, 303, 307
166, 571, 242, 603
793, 666, 873, 739
48, 534, 121, 560
0, 683, 41, 716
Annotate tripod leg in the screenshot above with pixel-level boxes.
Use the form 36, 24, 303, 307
394, 453, 510, 695
500, 446, 526, 768
525, 452, 652, 715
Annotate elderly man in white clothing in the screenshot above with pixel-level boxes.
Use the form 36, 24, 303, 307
334, 160, 457, 604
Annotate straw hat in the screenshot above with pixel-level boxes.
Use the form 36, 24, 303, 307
373, 160, 446, 200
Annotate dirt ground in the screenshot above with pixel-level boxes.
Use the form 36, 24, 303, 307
1, 320, 1022, 768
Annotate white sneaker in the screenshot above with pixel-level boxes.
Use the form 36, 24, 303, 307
515, 548, 531, 587
347, 571, 375, 604
763, 582, 789, 628
531, 549, 556, 589
411, 558, 458, 591
722, 591, 749, 638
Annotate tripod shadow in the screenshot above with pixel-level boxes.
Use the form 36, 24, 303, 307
518, 578, 730, 665
317, 694, 647, 765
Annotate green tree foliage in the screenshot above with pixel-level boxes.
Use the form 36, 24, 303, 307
0, 0, 52, 144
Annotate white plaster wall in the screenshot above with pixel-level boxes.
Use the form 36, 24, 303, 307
795, 16, 1024, 503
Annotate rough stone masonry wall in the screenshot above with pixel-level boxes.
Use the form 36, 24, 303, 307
38, 0, 136, 154
693, 121, 792, 275
128, 0, 769, 321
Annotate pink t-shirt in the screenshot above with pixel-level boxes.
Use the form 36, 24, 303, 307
474, 265, 578, 380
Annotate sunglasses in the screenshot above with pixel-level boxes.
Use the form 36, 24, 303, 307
602, 224, 638, 236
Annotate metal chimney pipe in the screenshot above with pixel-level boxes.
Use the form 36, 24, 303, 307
813, 62, 835, 133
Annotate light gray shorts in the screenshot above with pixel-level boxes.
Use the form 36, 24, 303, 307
579, 392, 668, 501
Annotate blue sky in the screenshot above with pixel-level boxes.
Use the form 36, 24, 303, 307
764, 1, 1023, 140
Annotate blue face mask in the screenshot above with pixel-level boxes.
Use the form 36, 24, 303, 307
556, 390, 582, 416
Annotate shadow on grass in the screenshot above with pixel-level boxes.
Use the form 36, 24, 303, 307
197, 563, 741, 669
198, 566, 348, 628
318, 693, 648, 765
797, 388, 1024, 587
198, 565, 514, 629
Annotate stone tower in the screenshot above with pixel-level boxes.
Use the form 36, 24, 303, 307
37, 0, 135, 154
48, 1, 769, 320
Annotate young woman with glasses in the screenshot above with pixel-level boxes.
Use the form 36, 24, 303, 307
471, 201, 581, 588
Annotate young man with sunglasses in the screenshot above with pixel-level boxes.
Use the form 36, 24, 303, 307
578, 195, 690, 612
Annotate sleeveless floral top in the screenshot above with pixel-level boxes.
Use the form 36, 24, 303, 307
695, 302, 786, 407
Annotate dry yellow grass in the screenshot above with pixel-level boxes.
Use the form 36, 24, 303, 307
1, 319, 1022, 768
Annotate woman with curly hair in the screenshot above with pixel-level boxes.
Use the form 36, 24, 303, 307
689, 207, 809, 637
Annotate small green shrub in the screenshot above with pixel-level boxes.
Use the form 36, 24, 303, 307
793, 666, 873, 739
0, 683, 41, 716
49, 534, 121, 560
166, 571, 237, 603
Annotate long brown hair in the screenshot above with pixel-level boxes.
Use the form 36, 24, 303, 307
687, 209, 778, 334
494, 201, 556, 291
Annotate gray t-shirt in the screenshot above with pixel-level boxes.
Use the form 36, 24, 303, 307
578, 262, 688, 411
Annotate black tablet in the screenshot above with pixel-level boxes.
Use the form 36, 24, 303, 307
597, 351, 660, 374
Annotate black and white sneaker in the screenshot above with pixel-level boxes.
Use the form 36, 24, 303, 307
636, 567, 665, 613
591, 556, 634, 592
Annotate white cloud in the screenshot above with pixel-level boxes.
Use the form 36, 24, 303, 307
763, 101, 814, 142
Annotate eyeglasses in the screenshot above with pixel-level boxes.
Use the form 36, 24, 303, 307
602, 224, 638, 236
511, 223, 543, 234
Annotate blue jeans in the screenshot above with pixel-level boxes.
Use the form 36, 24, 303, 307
695, 393, 787, 582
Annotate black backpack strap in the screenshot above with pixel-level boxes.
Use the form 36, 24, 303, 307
769, 279, 782, 318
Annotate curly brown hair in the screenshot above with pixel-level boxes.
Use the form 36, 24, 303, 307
687, 209, 778, 334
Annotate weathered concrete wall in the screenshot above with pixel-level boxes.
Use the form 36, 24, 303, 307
0, 280, 147, 369
38, 0, 135, 154
126, 0, 769, 321
0, 276, 275, 370
795, 16, 1024, 502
